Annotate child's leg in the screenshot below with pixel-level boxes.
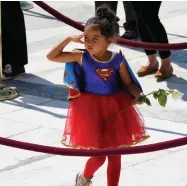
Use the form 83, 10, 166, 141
107, 155, 121, 186
83, 156, 106, 178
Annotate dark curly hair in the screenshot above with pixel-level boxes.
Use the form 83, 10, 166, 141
85, 5, 119, 37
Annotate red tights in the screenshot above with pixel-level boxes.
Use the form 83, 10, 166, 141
83, 156, 121, 186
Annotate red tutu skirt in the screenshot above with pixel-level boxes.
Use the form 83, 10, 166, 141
62, 91, 149, 149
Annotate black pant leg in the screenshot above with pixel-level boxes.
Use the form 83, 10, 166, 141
123, 1, 136, 23
2, 1, 28, 69
123, 1, 137, 32
130, 1, 170, 59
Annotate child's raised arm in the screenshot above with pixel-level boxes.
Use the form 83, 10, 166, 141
47, 35, 84, 64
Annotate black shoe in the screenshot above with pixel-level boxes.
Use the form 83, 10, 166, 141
121, 30, 139, 40
2, 64, 25, 80
122, 21, 139, 40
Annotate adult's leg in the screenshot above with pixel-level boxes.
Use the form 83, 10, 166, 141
130, 2, 159, 76
123, 1, 136, 23
135, 2, 170, 59
2, 2, 28, 80
131, 2, 172, 79
130, 2, 157, 57
121, 1, 139, 39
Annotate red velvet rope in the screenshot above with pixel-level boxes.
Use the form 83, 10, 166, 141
0, 136, 187, 156
34, 1, 187, 51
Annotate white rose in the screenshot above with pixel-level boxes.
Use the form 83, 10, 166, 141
172, 89, 184, 99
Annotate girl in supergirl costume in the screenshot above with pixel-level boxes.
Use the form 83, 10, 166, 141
47, 5, 149, 186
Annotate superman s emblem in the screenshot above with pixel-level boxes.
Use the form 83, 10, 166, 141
95, 67, 114, 83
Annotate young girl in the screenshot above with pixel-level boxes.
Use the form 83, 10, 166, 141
47, 5, 149, 186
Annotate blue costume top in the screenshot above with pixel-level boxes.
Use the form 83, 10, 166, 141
63, 50, 142, 100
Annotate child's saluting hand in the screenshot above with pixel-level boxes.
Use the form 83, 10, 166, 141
69, 35, 84, 44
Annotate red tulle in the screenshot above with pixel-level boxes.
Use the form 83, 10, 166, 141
62, 91, 149, 149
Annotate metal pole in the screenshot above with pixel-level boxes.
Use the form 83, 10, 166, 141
0, 1, 19, 101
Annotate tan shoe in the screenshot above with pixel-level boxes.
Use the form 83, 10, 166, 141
75, 173, 92, 186
137, 61, 159, 77
155, 66, 173, 81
